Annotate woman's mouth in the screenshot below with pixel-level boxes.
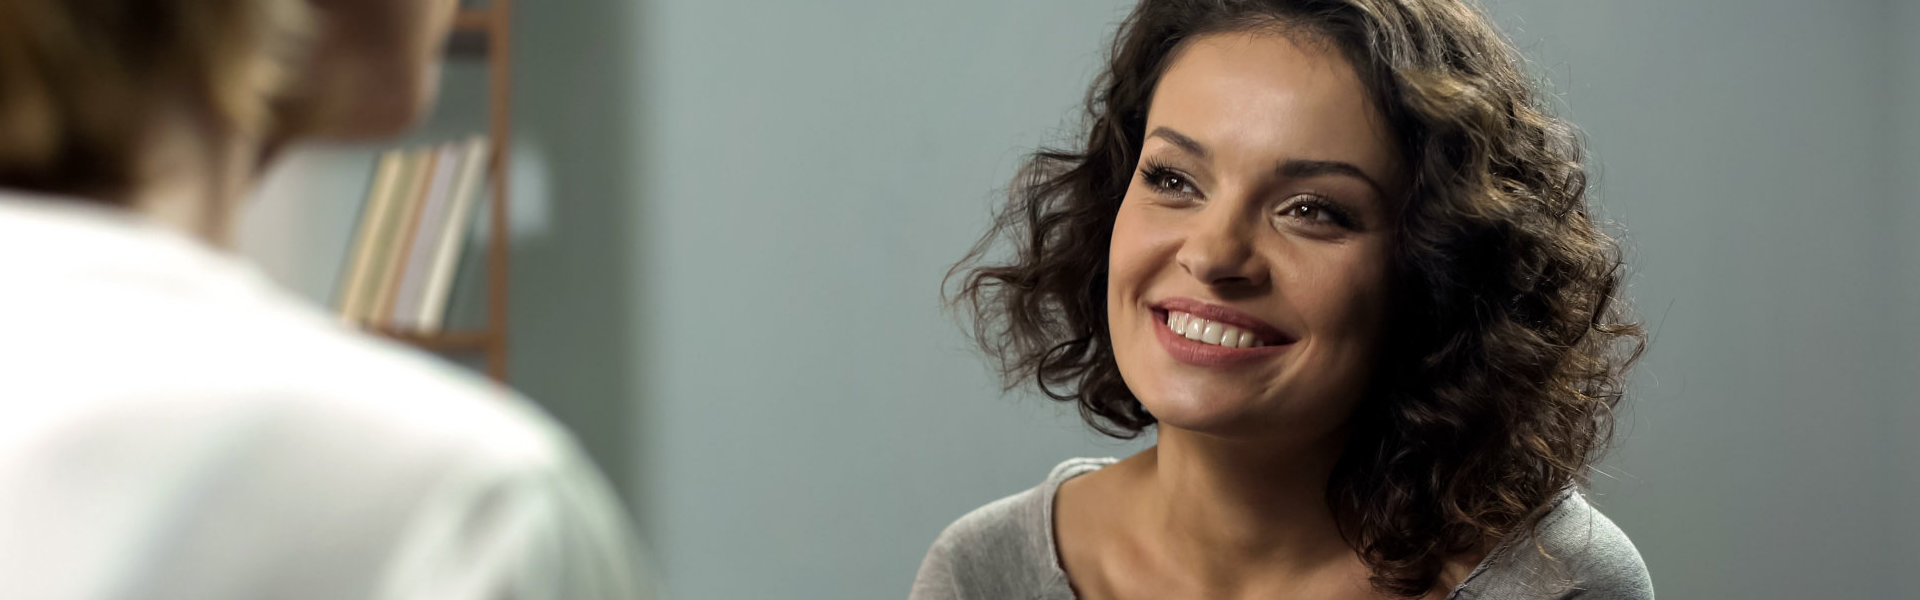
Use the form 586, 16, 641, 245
1164, 310, 1271, 348
1149, 303, 1294, 368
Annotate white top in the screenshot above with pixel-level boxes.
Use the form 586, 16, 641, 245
0, 191, 649, 600
912, 458, 1653, 600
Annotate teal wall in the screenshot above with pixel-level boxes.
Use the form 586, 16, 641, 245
1889, 0, 1920, 578
1479, 1, 1907, 596
507, 1, 1151, 597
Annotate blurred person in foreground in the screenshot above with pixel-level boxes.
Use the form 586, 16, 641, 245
0, 1, 648, 599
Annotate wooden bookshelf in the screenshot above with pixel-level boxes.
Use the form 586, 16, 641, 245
371, 1, 514, 383
376, 328, 496, 352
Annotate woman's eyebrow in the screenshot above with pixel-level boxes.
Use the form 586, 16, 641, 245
1278, 159, 1389, 199
1147, 126, 1210, 159
1148, 125, 1390, 199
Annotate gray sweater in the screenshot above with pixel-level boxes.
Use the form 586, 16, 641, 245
911, 458, 1652, 599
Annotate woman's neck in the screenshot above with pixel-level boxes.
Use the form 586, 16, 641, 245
1128, 427, 1358, 587
132, 106, 267, 247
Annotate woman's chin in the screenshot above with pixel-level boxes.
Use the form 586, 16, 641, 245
1138, 391, 1272, 437
1136, 379, 1352, 443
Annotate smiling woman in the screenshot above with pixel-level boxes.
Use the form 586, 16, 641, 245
916, 1, 1648, 599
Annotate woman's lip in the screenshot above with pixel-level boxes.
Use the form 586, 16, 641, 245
1150, 297, 1294, 345
1152, 308, 1292, 368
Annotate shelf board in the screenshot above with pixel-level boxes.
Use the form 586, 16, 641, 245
373, 328, 496, 352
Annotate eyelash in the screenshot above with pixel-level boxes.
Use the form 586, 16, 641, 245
1139, 162, 1358, 230
1278, 195, 1357, 230
1140, 162, 1198, 198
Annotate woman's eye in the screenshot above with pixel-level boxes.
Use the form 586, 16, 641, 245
1142, 167, 1198, 197
1284, 203, 1330, 222
1279, 196, 1354, 229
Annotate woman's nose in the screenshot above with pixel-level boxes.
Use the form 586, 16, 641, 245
1174, 206, 1268, 289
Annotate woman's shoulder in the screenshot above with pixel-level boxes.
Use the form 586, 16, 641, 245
909, 458, 1114, 600
1453, 490, 1653, 600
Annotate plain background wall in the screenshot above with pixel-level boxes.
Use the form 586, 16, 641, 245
238, 1, 1916, 598
604, 2, 1155, 595
1891, 0, 1920, 576
1479, 1, 1909, 596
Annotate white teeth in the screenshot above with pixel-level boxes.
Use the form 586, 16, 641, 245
1165, 311, 1261, 349
1200, 322, 1224, 344
1217, 325, 1246, 347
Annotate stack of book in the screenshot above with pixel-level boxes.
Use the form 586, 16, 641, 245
335, 136, 492, 334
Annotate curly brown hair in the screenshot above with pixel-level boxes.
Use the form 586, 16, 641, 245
948, 0, 1645, 595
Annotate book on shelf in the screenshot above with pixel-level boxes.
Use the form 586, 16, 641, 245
372, 147, 437, 323
334, 151, 405, 322
386, 145, 456, 330
418, 138, 493, 332
333, 135, 491, 336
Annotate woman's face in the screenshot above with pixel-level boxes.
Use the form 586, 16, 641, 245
286, 0, 459, 139
1107, 31, 1402, 442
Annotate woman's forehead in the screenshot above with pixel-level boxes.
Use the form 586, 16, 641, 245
1146, 31, 1402, 190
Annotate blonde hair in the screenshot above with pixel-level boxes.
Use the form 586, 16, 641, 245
0, 0, 309, 204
